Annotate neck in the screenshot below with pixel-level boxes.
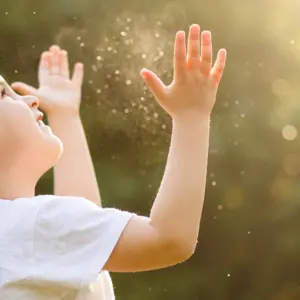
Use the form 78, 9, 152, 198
0, 168, 37, 200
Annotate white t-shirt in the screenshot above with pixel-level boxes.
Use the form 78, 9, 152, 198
0, 195, 134, 300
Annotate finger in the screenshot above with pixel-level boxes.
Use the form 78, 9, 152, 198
11, 82, 39, 97
50, 46, 61, 75
72, 63, 84, 86
60, 50, 70, 78
200, 31, 212, 75
174, 31, 187, 82
38, 52, 51, 85
187, 24, 201, 70
211, 49, 227, 85
140, 68, 165, 101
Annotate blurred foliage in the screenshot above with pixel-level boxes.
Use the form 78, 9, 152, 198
2, 0, 300, 299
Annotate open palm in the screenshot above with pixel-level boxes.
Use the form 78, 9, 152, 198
12, 46, 84, 117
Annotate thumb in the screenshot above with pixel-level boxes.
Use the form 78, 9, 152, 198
140, 69, 165, 101
11, 82, 38, 97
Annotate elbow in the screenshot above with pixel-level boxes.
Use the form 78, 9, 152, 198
164, 238, 197, 264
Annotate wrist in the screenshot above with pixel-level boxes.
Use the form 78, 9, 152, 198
172, 111, 211, 127
47, 110, 81, 124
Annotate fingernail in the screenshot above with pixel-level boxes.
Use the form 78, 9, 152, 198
140, 69, 148, 79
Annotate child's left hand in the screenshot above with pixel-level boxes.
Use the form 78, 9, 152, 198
12, 46, 83, 118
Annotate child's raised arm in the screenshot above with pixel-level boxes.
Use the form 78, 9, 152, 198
103, 24, 226, 272
12, 48, 102, 207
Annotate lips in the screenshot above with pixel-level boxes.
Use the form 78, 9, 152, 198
36, 112, 44, 128
37, 120, 46, 128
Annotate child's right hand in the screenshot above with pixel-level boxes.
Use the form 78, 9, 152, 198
141, 24, 226, 120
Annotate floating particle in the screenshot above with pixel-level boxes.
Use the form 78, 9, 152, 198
106, 74, 112, 79
291, 40, 295, 45
120, 31, 127, 37
77, 36, 82, 41
5, 12, 8, 16
104, 84, 109, 89
235, 101, 239, 105
141, 54, 147, 59
14, 70, 18, 74
33, 11, 36, 15
125, 26, 130, 31
247, 231, 251, 234
114, 70, 120, 75
124, 108, 130, 114
155, 33, 160, 38
126, 17, 132, 23
112, 109, 117, 114
107, 46, 112, 51
91, 65, 97, 72
222, 102, 229, 108
96, 89, 102, 94
153, 112, 159, 118
159, 51, 164, 57
96, 56, 102, 61
161, 124, 167, 130
210, 172, 215, 178
80, 42, 85, 47
156, 21, 162, 26
113, 49, 118, 54
131, 102, 136, 107
227, 274, 231, 278
282, 125, 298, 141
241, 113, 245, 118
140, 97, 145, 101
88, 80, 93, 84
212, 181, 216, 186
217, 205, 223, 211
126, 80, 132, 85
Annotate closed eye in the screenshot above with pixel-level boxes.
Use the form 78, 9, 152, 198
1, 88, 6, 98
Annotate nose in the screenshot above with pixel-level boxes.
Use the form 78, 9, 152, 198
23, 95, 39, 108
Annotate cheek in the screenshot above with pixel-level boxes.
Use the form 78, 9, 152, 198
0, 102, 38, 137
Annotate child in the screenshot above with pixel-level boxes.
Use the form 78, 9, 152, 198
0, 24, 226, 299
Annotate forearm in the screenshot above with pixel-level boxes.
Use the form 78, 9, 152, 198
149, 113, 210, 252
48, 114, 101, 206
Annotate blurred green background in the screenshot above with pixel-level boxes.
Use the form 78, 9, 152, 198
1, 0, 300, 299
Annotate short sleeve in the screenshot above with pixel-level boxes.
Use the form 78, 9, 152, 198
33, 196, 134, 288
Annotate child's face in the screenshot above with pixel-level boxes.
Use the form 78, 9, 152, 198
0, 76, 62, 175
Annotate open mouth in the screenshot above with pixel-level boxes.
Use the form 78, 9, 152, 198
37, 120, 46, 128
36, 113, 46, 128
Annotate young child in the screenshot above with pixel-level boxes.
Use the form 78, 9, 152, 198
0, 24, 226, 299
